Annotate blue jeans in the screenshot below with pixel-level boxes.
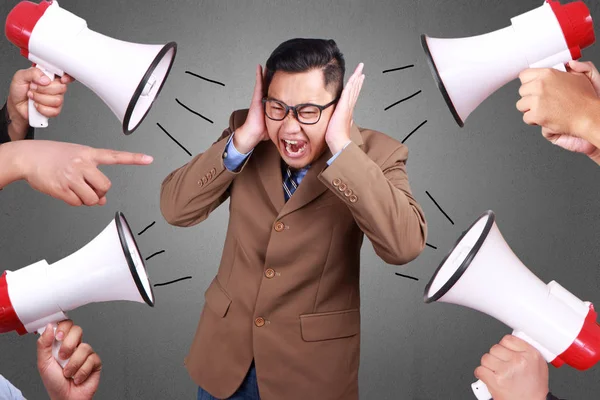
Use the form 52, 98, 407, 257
197, 361, 260, 400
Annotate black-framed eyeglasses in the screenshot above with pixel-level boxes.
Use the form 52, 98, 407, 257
262, 97, 338, 125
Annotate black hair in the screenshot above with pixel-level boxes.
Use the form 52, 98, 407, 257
264, 38, 345, 98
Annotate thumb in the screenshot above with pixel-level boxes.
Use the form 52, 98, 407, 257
567, 60, 597, 83
37, 324, 56, 363
569, 60, 600, 95
568, 60, 592, 74
14, 67, 52, 86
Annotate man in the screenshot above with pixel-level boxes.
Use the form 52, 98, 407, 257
517, 60, 600, 165
161, 38, 427, 399
1, 320, 102, 400
475, 335, 562, 400
1, 67, 154, 205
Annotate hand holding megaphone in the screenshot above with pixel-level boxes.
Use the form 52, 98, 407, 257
471, 330, 554, 400
26, 69, 75, 129
473, 335, 550, 400
37, 321, 76, 369
23, 65, 76, 129
7, 67, 74, 134
37, 321, 102, 398
516, 60, 600, 167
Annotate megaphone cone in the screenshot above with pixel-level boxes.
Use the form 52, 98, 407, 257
5, 1, 177, 134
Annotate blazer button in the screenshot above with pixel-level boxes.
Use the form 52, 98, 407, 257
197, 180, 204, 187
210, 168, 216, 177
338, 183, 348, 191
344, 189, 353, 197
349, 195, 358, 203
202, 176, 208, 184
332, 178, 341, 187
265, 268, 275, 279
255, 317, 265, 327
274, 221, 285, 232
206, 173, 212, 180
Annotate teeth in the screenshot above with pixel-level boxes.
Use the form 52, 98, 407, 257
285, 141, 307, 156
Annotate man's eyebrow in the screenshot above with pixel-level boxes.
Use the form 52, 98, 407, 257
266, 96, 285, 103
266, 97, 323, 105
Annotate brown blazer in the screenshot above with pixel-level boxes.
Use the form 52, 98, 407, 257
160, 110, 427, 400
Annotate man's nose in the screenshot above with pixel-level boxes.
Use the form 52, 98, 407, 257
282, 111, 301, 132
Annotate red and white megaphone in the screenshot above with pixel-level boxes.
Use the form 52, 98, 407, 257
424, 210, 600, 400
0, 212, 154, 368
5, 0, 177, 134
422, 0, 595, 127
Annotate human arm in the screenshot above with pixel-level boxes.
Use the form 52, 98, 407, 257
160, 65, 267, 227
319, 139, 427, 264
0, 140, 152, 205
318, 63, 426, 264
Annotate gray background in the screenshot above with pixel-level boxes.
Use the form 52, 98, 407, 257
1, 0, 600, 399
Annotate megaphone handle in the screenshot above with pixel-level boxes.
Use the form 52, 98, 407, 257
50, 322, 70, 369
28, 64, 55, 129
470, 330, 553, 399
38, 322, 70, 369
471, 379, 493, 400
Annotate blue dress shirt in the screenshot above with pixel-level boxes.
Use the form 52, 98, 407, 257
0, 375, 25, 400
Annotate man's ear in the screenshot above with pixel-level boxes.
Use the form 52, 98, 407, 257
262, 67, 269, 97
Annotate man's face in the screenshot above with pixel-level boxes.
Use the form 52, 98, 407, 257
265, 69, 336, 169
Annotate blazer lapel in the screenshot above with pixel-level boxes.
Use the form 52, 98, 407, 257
277, 124, 363, 219
255, 141, 286, 212
277, 148, 331, 219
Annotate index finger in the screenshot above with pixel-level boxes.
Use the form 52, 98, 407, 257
56, 319, 74, 342
518, 68, 541, 84
59, 324, 83, 360
61, 74, 76, 84
474, 365, 496, 385
499, 334, 530, 352
92, 149, 154, 166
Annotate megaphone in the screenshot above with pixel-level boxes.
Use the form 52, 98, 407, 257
5, 0, 177, 134
421, 0, 595, 127
0, 212, 154, 368
424, 210, 600, 400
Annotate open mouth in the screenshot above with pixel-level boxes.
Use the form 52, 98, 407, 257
281, 139, 308, 158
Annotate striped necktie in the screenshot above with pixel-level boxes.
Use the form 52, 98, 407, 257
282, 165, 298, 202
